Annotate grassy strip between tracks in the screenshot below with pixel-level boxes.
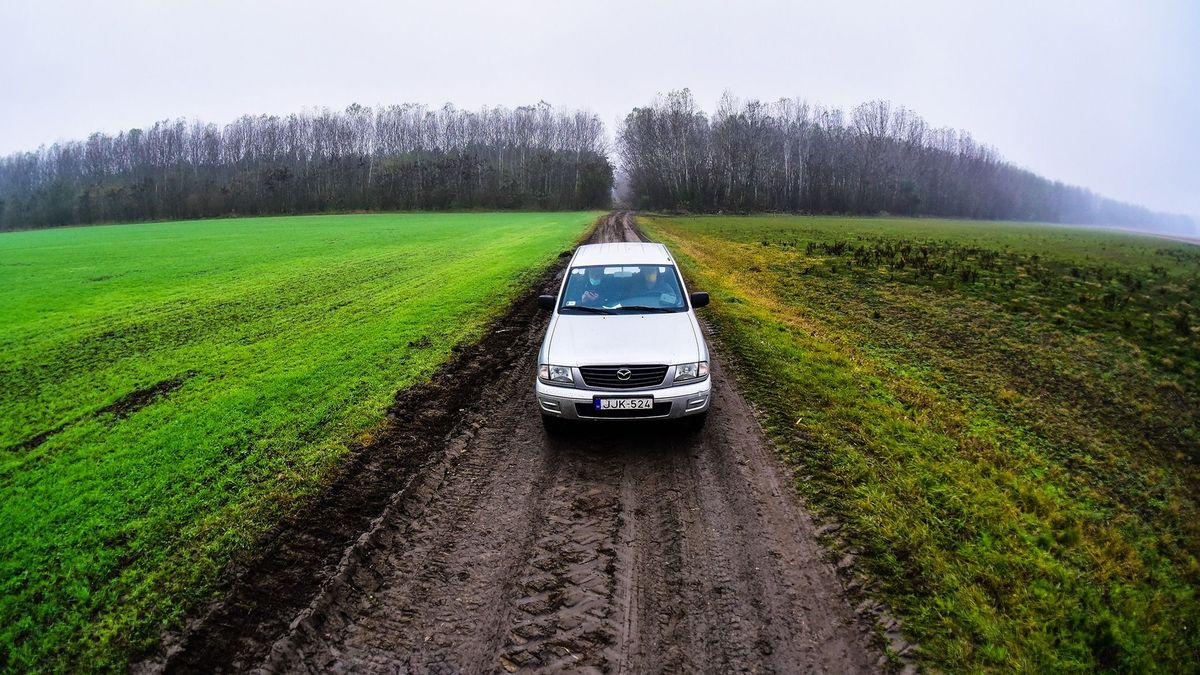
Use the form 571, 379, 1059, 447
643, 215, 1199, 673
0, 212, 599, 671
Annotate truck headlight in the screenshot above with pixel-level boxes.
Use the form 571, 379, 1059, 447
674, 361, 709, 381
538, 364, 574, 385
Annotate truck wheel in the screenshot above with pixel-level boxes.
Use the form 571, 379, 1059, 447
682, 412, 708, 433
542, 414, 569, 435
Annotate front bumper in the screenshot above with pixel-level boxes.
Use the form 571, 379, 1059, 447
535, 377, 711, 421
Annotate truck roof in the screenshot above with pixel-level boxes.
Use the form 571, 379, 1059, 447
570, 242, 674, 267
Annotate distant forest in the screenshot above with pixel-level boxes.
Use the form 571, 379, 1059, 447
0, 92, 1192, 233
618, 90, 1193, 234
0, 103, 612, 230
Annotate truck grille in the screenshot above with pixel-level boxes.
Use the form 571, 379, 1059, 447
579, 364, 669, 389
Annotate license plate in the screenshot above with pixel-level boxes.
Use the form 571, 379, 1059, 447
595, 397, 653, 411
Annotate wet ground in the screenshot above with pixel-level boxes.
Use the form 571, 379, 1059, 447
140, 213, 882, 674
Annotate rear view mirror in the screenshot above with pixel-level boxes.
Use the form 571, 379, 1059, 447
690, 292, 710, 308
537, 295, 556, 311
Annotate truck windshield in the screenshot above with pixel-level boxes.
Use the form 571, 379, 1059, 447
559, 265, 686, 313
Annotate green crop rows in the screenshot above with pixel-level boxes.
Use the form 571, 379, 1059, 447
645, 215, 1199, 673
0, 212, 598, 670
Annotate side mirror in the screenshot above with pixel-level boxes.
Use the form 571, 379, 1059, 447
537, 295, 557, 311
689, 291, 710, 308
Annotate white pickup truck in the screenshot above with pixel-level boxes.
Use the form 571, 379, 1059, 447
534, 242, 712, 431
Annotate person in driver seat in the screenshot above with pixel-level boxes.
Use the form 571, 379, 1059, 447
639, 266, 663, 290
638, 266, 676, 303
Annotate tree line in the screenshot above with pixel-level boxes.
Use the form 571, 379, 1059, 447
0, 92, 1192, 233
617, 90, 1193, 234
0, 102, 613, 230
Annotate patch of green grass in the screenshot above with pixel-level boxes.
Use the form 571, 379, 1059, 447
0, 212, 598, 671
643, 215, 1199, 673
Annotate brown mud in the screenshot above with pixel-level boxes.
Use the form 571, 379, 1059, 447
138, 212, 884, 674
99, 372, 195, 418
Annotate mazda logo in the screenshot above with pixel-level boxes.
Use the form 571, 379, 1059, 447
616, 368, 632, 381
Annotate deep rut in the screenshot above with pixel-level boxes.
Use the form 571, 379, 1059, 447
142, 212, 883, 674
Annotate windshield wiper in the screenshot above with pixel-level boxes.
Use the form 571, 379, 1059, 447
615, 305, 678, 313
561, 305, 616, 315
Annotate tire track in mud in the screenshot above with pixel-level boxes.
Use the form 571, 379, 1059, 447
496, 449, 624, 672
143, 212, 885, 674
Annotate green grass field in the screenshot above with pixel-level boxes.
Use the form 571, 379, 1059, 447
0, 212, 598, 671
643, 215, 1199, 672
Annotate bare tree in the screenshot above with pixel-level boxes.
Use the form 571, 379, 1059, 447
616, 90, 1192, 233
0, 103, 613, 230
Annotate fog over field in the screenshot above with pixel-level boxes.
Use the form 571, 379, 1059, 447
2, 3, 1199, 670
0, 0, 1196, 227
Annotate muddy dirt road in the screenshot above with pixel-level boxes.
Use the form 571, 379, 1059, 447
145, 212, 882, 673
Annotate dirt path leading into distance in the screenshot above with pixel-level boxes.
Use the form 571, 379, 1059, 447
140, 212, 884, 674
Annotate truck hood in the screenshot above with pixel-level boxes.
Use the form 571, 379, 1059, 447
546, 313, 702, 367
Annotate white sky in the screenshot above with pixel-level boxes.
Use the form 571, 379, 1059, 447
1, 0, 1197, 221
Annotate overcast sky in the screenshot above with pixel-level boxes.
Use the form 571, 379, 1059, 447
2, 0, 1197, 220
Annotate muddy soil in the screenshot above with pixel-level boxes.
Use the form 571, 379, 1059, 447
139, 212, 883, 674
